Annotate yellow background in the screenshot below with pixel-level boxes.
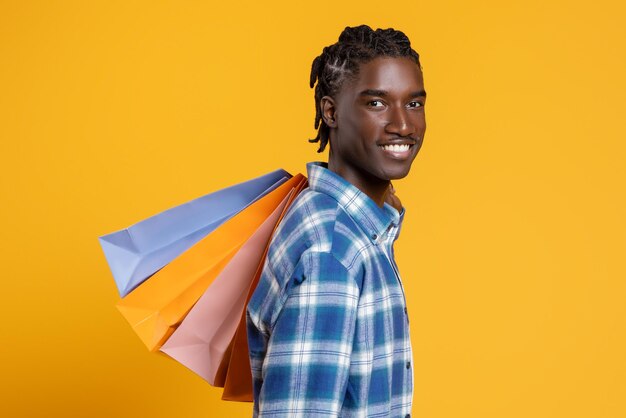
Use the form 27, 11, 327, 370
1, 0, 625, 417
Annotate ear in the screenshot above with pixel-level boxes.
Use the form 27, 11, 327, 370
320, 96, 338, 128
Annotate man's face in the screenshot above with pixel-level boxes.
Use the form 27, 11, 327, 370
325, 56, 426, 193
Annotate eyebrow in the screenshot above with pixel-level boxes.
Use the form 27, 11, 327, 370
359, 89, 427, 98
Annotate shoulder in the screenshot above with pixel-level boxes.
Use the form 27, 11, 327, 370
249, 189, 371, 331
267, 188, 371, 278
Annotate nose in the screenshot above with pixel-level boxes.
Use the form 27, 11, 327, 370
385, 107, 416, 137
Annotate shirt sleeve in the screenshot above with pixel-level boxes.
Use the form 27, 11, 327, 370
256, 251, 360, 417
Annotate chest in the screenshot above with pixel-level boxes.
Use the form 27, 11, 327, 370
353, 242, 409, 347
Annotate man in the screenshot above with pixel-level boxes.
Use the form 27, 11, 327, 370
247, 25, 426, 417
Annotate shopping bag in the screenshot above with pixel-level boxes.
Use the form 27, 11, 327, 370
99, 169, 290, 297
159, 184, 296, 384
218, 176, 308, 401
116, 174, 303, 352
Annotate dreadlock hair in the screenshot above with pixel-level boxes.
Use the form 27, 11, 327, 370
309, 25, 421, 153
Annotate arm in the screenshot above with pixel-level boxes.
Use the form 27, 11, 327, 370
257, 251, 359, 417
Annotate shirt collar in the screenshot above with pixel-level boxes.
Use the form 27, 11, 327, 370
306, 162, 401, 244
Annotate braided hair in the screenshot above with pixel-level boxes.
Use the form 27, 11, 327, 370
309, 25, 421, 152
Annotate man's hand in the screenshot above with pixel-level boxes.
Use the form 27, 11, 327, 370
384, 182, 403, 213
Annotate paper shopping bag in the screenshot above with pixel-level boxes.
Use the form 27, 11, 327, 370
159, 183, 297, 383
116, 174, 302, 352
99, 169, 290, 297
218, 176, 308, 402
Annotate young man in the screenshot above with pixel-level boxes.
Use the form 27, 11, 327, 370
247, 25, 426, 417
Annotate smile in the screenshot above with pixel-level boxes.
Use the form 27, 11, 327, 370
379, 144, 411, 152
377, 143, 415, 160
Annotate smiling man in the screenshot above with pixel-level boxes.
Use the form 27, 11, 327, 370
247, 25, 426, 418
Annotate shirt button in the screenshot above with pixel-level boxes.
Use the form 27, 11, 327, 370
405, 414, 411, 418
372, 233, 378, 240
406, 361, 411, 369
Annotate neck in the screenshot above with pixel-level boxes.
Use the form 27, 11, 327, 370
327, 160, 390, 208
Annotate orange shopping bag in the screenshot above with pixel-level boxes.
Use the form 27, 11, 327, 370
216, 176, 308, 401
116, 175, 303, 352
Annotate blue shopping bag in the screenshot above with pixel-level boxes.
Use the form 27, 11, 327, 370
99, 169, 291, 297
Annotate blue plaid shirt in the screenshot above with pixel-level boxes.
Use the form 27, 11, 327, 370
247, 162, 413, 417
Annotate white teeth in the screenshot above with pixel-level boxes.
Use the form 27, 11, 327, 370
380, 144, 410, 152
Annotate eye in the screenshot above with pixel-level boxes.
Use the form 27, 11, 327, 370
407, 101, 423, 108
367, 100, 385, 108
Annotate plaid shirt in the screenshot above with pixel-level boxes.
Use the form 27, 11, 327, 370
247, 162, 413, 418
